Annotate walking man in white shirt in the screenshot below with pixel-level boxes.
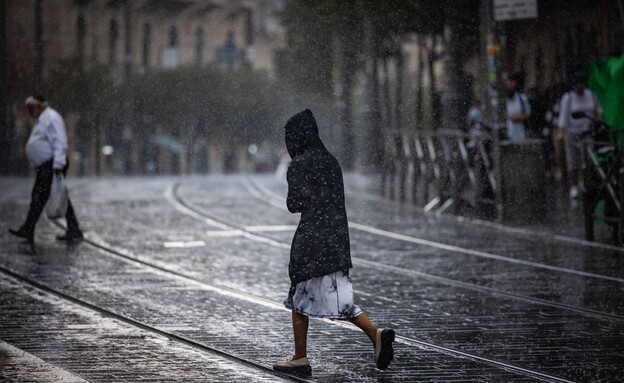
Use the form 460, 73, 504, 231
505, 73, 531, 142
556, 72, 603, 199
8, 95, 83, 246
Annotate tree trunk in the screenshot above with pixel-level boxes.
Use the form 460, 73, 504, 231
415, 36, 425, 130
341, 44, 355, 170
395, 44, 407, 203
122, 0, 138, 174
363, 16, 383, 171
395, 43, 404, 133
441, 13, 464, 132
382, 55, 393, 198
428, 35, 441, 131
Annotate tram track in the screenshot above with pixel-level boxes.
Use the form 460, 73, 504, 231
187, 178, 624, 324
27, 179, 572, 382
245, 177, 624, 283
0, 257, 310, 383
162, 181, 586, 383
6, 179, 305, 382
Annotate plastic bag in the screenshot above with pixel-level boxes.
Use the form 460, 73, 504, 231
46, 173, 68, 219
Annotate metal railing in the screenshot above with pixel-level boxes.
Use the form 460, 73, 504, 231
380, 128, 501, 219
379, 123, 624, 246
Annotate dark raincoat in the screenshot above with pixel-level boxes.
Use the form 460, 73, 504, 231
284, 109, 352, 284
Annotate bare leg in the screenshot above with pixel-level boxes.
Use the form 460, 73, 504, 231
348, 313, 378, 345
292, 311, 309, 359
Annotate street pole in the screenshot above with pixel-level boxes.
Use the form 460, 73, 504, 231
122, 0, 137, 174
441, 7, 463, 132
481, 0, 506, 221
34, 0, 44, 95
363, 12, 382, 172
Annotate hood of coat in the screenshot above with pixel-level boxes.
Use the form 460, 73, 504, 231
284, 109, 325, 158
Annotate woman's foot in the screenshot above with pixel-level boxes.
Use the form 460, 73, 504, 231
273, 355, 312, 376
374, 328, 395, 370
8, 228, 33, 243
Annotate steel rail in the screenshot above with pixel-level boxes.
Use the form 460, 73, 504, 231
0, 265, 311, 383
44, 212, 573, 383
178, 179, 624, 322
245, 177, 624, 283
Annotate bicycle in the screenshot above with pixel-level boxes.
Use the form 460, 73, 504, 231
573, 111, 624, 244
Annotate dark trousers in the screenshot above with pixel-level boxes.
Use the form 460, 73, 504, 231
21, 159, 80, 237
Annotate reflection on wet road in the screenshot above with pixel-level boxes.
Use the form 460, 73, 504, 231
1, 175, 622, 382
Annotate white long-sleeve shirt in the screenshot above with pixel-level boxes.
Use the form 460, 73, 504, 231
506, 92, 531, 142
558, 89, 602, 135
25, 107, 68, 168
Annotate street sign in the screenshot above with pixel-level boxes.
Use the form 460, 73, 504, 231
493, 0, 538, 21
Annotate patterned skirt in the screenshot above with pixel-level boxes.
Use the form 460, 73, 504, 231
284, 269, 362, 319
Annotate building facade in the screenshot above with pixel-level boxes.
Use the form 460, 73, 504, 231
504, 0, 623, 90
4, 0, 288, 175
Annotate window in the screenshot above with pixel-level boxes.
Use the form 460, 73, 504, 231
76, 13, 86, 59
245, 9, 253, 45
163, 25, 180, 69
109, 19, 119, 65
217, 31, 237, 69
273, 0, 285, 11
142, 23, 151, 67
169, 25, 178, 48
195, 27, 204, 65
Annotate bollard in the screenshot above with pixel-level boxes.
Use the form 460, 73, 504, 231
499, 139, 546, 223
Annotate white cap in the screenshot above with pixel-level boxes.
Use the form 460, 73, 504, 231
25, 96, 48, 107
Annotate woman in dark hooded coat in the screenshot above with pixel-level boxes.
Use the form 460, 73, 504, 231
273, 109, 395, 376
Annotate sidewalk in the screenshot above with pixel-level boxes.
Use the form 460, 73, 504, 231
343, 173, 620, 250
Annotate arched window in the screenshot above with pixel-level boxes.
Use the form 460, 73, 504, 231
195, 27, 204, 65
109, 19, 119, 64
76, 13, 86, 58
142, 23, 152, 67
245, 9, 253, 45
163, 25, 180, 69
168, 25, 178, 48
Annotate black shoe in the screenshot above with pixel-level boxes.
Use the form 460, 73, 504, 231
56, 231, 83, 244
9, 228, 33, 243
374, 328, 395, 370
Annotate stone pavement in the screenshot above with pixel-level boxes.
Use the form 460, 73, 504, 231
339, 173, 616, 246
1, 174, 623, 382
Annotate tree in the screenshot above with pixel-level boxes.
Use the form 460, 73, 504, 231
281, 0, 480, 171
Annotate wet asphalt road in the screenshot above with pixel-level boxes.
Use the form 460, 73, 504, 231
0, 174, 623, 382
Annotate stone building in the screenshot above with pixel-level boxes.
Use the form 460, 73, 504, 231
3, 0, 288, 175
504, 0, 623, 90
8, 0, 287, 82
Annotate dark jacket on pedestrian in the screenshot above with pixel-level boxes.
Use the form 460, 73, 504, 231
285, 109, 352, 284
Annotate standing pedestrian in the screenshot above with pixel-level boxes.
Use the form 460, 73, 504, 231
557, 72, 603, 199
505, 73, 531, 142
8, 95, 83, 246
273, 109, 395, 376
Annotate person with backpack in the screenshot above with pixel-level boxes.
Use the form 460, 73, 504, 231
505, 73, 531, 142
556, 72, 603, 199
